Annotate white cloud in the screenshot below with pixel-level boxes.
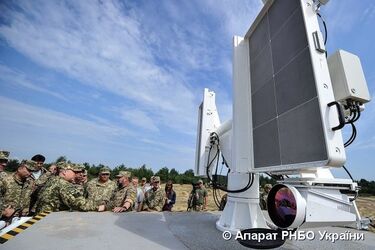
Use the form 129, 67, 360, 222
0, 0, 264, 172
0, 96, 196, 170
0, 64, 68, 101
140, 138, 195, 155
0, 0, 197, 134
202, 0, 262, 37
322, 0, 374, 37
0, 96, 130, 140
120, 108, 159, 132
0, 0, 261, 135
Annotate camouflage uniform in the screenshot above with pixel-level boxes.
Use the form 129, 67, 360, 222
260, 184, 272, 210
32, 167, 52, 187
72, 164, 85, 196
0, 160, 36, 214
107, 171, 136, 211
74, 182, 85, 196
85, 167, 116, 206
0, 172, 7, 179
191, 185, 208, 211
0, 150, 10, 180
29, 154, 50, 187
29, 167, 53, 213
36, 175, 97, 213
142, 176, 165, 211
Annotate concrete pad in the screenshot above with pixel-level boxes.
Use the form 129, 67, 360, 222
1, 212, 374, 250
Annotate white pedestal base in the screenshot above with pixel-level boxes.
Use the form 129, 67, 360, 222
216, 196, 268, 234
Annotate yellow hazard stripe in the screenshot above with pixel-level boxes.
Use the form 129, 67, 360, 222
1, 234, 14, 240
12, 227, 24, 233
0, 211, 51, 244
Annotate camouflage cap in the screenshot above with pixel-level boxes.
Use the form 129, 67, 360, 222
22, 160, 37, 171
57, 162, 75, 171
198, 179, 203, 184
72, 163, 84, 172
116, 171, 131, 178
99, 167, 111, 174
0, 151, 10, 161
264, 184, 272, 190
141, 177, 147, 181
152, 176, 160, 182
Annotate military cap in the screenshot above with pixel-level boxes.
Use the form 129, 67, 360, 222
57, 162, 75, 171
56, 161, 66, 169
197, 179, 203, 184
31, 154, 46, 162
141, 177, 147, 181
116, 171, 131, 178
0, 151, 10, 161
72, 163, 84, 172
22, 160, 37, 171
264, 184, 272, 190
99, 167, 111, 174
152, 176, 160, 182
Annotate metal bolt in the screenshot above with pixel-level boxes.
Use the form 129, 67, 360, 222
351, 88, 356, 94
323, 83, 328, 89
335, 147, 340, 153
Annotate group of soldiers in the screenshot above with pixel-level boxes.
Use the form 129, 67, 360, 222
0, 150, 211, 225
0, 150, 171, 226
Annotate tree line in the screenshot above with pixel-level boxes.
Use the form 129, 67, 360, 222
5, 156, 375, 194
5, 156, 202, 185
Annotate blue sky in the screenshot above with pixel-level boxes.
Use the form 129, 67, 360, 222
0, 0, 374, 180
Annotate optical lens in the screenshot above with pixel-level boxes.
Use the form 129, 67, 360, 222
268, 185, 297, 228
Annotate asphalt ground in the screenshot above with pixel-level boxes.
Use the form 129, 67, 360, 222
1, 211, 374, 250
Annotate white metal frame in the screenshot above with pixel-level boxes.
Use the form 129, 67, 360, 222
194, 89, 221, 177
244, 0, 346, 173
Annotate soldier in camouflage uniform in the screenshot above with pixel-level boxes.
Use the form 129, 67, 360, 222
36, 163, 104, 213
0, 150, 10, 179
85, 167, 116, 206
0, 160, 36, 218
30, 154, 53, 189
260, 184, 272, 210
48, 164, 58, 175
72, 164, 85, 196
29, 154, 53, 214
189, 179, 208, 211
139, 176, 165, 212
106, 171, 136, 213
82, 169, 88, 184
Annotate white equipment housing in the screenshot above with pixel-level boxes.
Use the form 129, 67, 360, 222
195, 0, 370, 234
328, 50, 371, 104
267, 171, 361, 229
